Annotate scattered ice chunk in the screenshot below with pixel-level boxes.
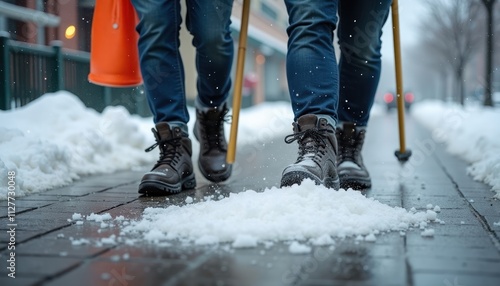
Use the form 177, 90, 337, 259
426, 210, 437, 221
469, 199, 475, 203
288, 241, 311, 254
123, 253, 130, 260
263, 241, 274, 249
115, 215, 125, 221
101, 235, 117, 245
232, 234, 258, 248
460, 221, 465, 225
59, 251, 68, 256
76, 221, 84, 225
420, 229, 435, 237
87, 213, 112, 222
398, 222, 409, 230
72, 213, 83, 220
493, 222, 500, 227
57, 233, 65, 239
185, 196, 194, 204
100, 222, 109, 228
71, 238, 90, 246
311, 234, 335, 246
399, 231, 406, 236
110, 255, 120, 262
426, 204, 433, 210
365, 233, 376, 242
433, 205, 441, 212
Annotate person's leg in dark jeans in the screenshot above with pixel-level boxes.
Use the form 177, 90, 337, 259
336, 0, 391, 189
131, 0, 234, 195
280, 0, 340, 189
186, 0, 235, 183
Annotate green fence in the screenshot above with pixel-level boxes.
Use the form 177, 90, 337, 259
0, 32, 151, 117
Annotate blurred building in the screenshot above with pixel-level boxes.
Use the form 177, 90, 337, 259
0, 0, 289, 107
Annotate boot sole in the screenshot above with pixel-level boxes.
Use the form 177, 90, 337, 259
198, 161, 232, 183
280, 171, 340, 190
138, 174, 196, 196
339, 176, 372, 190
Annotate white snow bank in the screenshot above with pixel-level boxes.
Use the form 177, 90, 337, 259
0, 91, 156, 198
412, 100, 500, 199
122, 180, 436, 247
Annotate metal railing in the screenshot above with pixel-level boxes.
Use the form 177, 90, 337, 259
0, 32, 150, 116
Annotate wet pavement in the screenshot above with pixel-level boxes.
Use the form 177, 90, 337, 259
1, 112, 500, 286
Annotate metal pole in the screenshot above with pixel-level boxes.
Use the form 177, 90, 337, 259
227, 0, 251, 164
392, 0, 412, 162
0, 31, 11, 110
36, 0, 45, 45
51, 40, 64, 91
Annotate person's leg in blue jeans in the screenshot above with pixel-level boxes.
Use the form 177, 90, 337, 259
335, 0, 391, 189
131, 0, 234, 195
280, 0, 391, 189
337, 0, 391, 126
280, 0, 341, 189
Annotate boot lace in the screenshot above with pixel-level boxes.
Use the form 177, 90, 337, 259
144, 129, 182, 168
337, 130, 365, 163
198, 108, 230, 152
284, 128, 333, 164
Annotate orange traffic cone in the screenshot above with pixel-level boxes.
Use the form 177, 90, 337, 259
88, 0, 143, 87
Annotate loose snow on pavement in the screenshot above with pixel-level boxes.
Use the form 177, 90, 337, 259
412, 100, 500, 199
120, 179, 437, 251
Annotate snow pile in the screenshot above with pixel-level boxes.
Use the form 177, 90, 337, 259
412, 100, 500, 199
122, 180, 437, 248
0, 91, 156, 198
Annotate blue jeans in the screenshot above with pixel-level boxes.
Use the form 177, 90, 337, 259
284, 0, 391, 126
131, 0, 234, 124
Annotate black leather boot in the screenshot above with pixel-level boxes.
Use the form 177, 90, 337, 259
139, 122, 196, 195
194, 104, 232, 182
336, 122, 371, 189
281, 114, 340, 189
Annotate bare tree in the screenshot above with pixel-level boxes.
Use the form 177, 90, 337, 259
408, 38, 449, 101
421, 0, 482, 105
481, 0, 497, 106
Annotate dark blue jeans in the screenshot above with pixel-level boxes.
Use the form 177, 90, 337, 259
131, 0, 234, 124
284, 0, 391, 126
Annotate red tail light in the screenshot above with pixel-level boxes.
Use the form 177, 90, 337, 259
384, 93, 394, 103
405, 93, 414, 103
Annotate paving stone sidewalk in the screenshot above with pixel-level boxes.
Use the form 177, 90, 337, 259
1, 113, 499, 286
